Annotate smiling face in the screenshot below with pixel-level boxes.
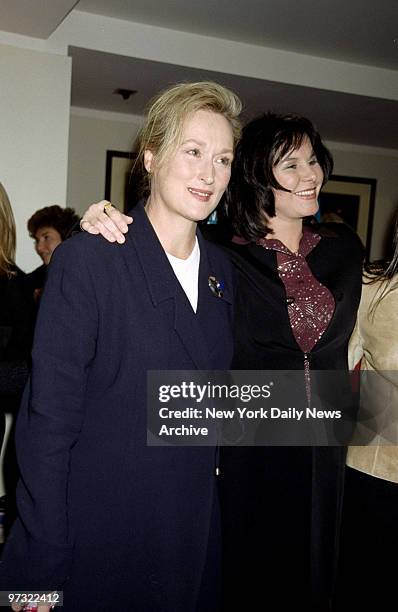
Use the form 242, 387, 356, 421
144, 109, 234, 225
34, 226, 62, 265
272, 136, 324, 222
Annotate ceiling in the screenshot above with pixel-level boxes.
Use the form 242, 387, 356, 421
2, 0, 398, 148
0, 0, 79, 38
78, 0, 398, 71
69, 46, 398, 149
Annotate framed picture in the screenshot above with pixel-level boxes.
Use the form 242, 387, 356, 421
319, 175, 377, 260
105, 150, 135, 212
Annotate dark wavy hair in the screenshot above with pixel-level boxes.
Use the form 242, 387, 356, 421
365, 211, 398, 317
224, 112, 334, 241
27, 205, 80, 241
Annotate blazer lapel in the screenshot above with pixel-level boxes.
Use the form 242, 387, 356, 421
173, 294, 209, 369
122, 203, 176, 307
121, 203, 215, 370
196, 232, 233, 362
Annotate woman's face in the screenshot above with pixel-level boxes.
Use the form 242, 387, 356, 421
34, 226, 62, 265
272, 136, 324, 222
145, 109, 234, 224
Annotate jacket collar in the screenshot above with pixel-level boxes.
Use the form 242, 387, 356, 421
123, 202, 177, 306
121, 202, 231, 369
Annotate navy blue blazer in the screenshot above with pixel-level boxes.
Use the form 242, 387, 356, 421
0, 203, 235, 611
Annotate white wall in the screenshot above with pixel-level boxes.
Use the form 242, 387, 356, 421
0, 43, 72, 272
67, 108, 143, 215
328, 142, 398, 260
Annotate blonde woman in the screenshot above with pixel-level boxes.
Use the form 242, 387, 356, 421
0, 183, 33, 424
0, 83, 241, 612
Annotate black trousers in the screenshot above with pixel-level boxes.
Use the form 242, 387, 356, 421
334, 466, 398, 609
219, 447, 322, 611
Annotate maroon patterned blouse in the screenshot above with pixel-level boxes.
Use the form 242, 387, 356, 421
257, 228, 335, 353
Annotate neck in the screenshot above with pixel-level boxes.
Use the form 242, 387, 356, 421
145, 198, 197, 259
267, 217, 303, 253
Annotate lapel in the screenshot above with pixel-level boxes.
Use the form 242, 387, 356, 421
171, 231, 233, 369
305, 233, 344, 350
121, 203, 227, 370
230, 241, 289, 315
196, 231, 233, 363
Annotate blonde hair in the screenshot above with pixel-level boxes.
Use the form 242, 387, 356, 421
0, 183, 17, 277
132, 81, 242, 192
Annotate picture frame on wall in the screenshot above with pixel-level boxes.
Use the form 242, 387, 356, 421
104, 150, 135, 212
319, 174, 377, 261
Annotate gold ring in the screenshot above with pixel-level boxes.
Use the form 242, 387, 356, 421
104, 202, 113, 213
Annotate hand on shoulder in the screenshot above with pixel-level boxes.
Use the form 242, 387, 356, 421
80, 201, 133, 244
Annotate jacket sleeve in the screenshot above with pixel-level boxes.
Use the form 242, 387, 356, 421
0, 237, 99, 590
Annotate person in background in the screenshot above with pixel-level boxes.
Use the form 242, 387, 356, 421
0, 183, 33, 428
334, 214, 398, 609
0, 81, 241, 612
0, 183, 34, 537
80, 112, 363, 610
26, 205, 80, 300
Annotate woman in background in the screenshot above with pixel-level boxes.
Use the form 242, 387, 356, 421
0, 183, 34, 538
80, 111, 364, 610
0, 183, 33, 432
335, 214, 398, 608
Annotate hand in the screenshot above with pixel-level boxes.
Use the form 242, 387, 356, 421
80, 200, 133, 243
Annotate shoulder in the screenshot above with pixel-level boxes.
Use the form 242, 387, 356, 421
201, 237, 236, 292
318, 221, 362, 241
0, 265, 25, 283
358, 277, 379, 302
50, 231, 128, 272
316, 222, 364, 257
202, 236, 232, 267
361, 275, 398, 301
0, 268, 30, 299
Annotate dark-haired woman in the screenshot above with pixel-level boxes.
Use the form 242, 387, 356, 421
218, 113, 363, 611
80, 112, 363, 610
334, 216, 398, 609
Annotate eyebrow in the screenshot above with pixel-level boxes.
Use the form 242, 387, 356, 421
281, 150, 317, 162
181, 138, 233, 153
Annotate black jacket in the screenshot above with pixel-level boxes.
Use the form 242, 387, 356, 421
219, 223, 363, 610
0, 267, 34, 413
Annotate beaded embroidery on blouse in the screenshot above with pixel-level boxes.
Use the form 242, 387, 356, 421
257, 228, 335, 353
